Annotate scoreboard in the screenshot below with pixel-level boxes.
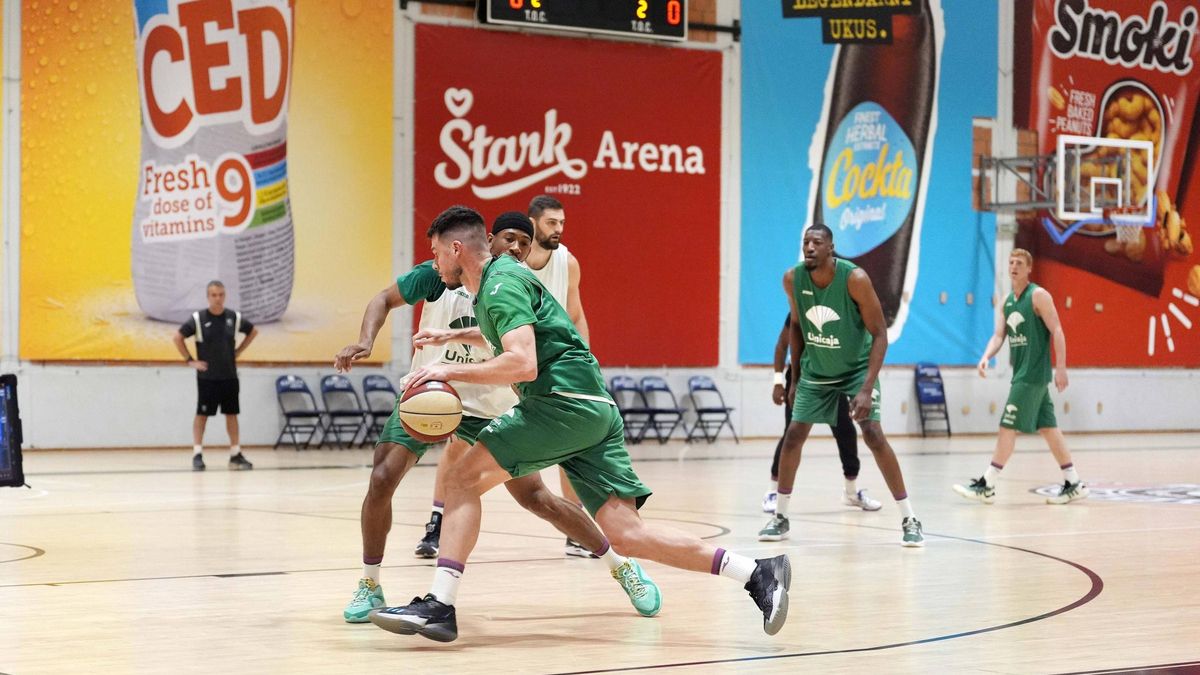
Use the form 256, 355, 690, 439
484, 0, 687, 42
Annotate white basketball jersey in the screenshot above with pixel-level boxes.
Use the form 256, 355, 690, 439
412, 286, 516, 419
529, 244, 570, 308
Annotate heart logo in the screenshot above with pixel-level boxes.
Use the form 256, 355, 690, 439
444, 88, 473, 118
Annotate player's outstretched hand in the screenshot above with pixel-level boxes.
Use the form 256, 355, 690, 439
334, 343, 371, 373
412, 329, 454, 349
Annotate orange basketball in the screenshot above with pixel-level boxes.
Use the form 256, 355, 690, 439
397, 380, 463, 443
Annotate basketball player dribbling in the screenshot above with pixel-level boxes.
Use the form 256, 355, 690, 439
336, 211, 662, 624
368, 206, 791, 642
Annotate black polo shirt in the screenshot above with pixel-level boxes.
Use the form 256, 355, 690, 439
178, 309, 254, 381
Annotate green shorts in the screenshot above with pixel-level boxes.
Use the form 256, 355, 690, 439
791, 370, 880, 425
1000, 382, 1057, 433
377, 411, 491, 458
478, 394, 652, 516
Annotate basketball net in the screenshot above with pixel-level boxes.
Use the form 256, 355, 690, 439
1106, 206, 1147, 244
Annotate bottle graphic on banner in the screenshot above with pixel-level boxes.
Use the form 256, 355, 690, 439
131, 0, 295, 324
806, 0, 943, 341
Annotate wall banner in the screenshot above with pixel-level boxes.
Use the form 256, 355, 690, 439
741, 0, 997, 365
414, 24, 723, 367
20, 0, 393, 362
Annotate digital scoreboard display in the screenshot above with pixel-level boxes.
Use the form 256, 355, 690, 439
485, 0, 687, 42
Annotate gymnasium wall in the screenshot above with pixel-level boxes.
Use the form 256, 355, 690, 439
1, 1, 1197, 448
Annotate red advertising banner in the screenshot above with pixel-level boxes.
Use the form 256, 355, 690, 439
1015, 0, 1200, 366
414, 24, 722, 366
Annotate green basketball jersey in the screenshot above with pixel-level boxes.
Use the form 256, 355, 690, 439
792, 258, 871, 382
1004, 283, 1052, 385
475, 255, 610, 400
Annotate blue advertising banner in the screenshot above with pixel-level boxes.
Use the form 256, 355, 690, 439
740, 0, 996, 365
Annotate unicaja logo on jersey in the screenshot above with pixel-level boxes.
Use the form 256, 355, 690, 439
805, 305, 842, 348
806, 305, 841, 332
443, 316, 480, 364
1006, 312, 1029, 346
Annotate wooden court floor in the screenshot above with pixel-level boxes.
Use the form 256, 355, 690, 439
2, 432, 1198, 674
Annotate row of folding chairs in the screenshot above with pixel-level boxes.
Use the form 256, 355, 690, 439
274, 372, 737, 450
609, 375, 738, 445
274, 374, 399, 450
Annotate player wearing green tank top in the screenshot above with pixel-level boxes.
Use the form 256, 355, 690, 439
953, 249, 1089, 505
368, 206, 792, 643
758, 224, 924, 548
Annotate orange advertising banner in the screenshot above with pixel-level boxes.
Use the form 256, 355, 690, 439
20, 0, 393, 362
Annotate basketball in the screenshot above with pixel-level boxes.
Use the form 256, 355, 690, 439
397, 380, 463, 443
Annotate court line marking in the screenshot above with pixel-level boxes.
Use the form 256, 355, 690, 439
0, 556, 568, 589
0, 507, 730, 588
1057, 661, 1200, 675
550, 531, 1105, 674
0, 543, 46, 565
16, 440, 1199, 478
1, 509, 1106, 672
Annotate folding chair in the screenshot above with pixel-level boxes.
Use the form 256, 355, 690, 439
609, 375, 653, 444
914, 362, 952, 437
273, 375, 323, 450
639, 376, 685, 444
685, 375, 739, 444
320, 375, 369, 448
361, 374, 399, 446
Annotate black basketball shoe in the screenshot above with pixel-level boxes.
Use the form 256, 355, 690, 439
414, 512, 441, 559
228, 453, 254, 470
370, 594, 458, 642
745, 554, 792, 635
192, 454, 206, 472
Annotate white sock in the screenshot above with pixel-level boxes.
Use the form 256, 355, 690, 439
983, 464, 1002, 487
431, 502, 444, 516
229, 444, 241, 458
844, 477, 858, 496
715, 549, 756, 584
896, 497, 916, 520
596, 540, 627, 572
768, 478, 778, 493
430, 562, 463, 605
775, 491, 792, 517
193, 445, 203, 456
363, 562, 381, 583
1062, 464, 1080, 484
